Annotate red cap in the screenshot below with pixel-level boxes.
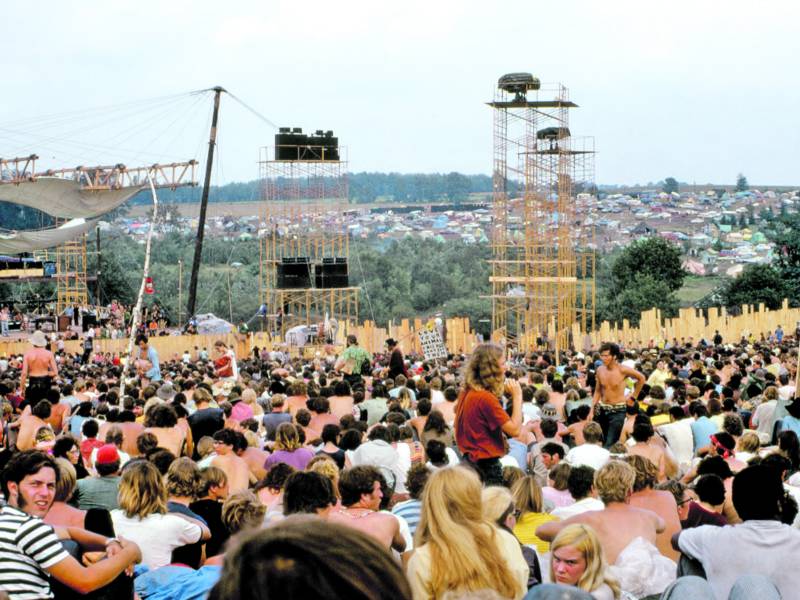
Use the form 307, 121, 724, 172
95, 444, 120, 465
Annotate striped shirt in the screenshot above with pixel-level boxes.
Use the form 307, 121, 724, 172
0, 505, 69, 599
391, 498, 422, 538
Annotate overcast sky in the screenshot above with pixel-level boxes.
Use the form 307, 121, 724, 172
1, 0, 798, 187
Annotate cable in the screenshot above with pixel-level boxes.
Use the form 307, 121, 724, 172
225, 91, 280, 130
353, 243, 376, 324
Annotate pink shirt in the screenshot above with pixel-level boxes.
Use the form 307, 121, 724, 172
542, 486, 574, 508
230, 402, 254, 423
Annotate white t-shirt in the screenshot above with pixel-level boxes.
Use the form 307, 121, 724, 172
565, 444, 611, 471
551, 497, 605, 520
110, 511, 202, 570
678, 520, 800, 600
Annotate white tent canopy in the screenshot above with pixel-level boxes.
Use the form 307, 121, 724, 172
0, 218, 99, 254
0, 177, 142, 219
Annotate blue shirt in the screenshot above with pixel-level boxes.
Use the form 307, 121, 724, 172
781, 415, 800, 438
507, 438, 529, 470
137, 346, 161, 381
392, 498, 422, 538
134, 565, 221, 600
691, 416, 718, 453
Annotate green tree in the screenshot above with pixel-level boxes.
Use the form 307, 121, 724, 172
771, 214, 800, 302
736, 173, 749, 192
598, 273, 679, 326
721, 264, 786, 310
610, 237, 685, 294
662, 177, 679, 194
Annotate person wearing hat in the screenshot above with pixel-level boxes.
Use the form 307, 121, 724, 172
75, 444, 123, 511
386, 338, 406, 380
19, 330, 58, 406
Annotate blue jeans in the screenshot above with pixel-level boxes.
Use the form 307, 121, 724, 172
660, 575, 781, 600
0, 320, 7, 336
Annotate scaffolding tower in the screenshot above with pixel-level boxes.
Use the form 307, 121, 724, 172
488, 74, 595, 352
259, 138, 358, 342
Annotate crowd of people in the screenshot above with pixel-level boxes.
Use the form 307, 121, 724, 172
0, 326, 799, 599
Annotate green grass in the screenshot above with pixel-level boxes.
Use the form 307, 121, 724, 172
677, 275, 725, 306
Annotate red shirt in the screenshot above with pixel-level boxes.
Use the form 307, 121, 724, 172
454, 388, 510, 460
80, 438, 104, 467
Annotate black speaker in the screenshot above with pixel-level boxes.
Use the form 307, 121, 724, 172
277, 263, 311, 289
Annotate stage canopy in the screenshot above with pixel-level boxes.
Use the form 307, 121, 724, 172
0, 218, 99, 254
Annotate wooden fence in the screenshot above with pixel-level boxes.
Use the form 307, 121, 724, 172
1, 303, 795, 359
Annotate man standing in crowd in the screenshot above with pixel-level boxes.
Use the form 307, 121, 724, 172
593, 342, 645, 448
19, 330, 58, 405
386, 338, 406, 379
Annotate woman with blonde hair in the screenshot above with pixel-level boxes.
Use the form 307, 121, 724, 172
407, 466, 528, 600
111, 460, 209, 569
454, 343, 522, 485
512, 474, 559, 553
548, 524, 620, 600
482, 486, 542, 591
264, 422, 314, 471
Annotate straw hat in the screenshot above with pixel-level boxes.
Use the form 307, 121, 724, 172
30, 330, 47, 347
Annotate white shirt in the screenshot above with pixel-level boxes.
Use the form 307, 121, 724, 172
679, 520, 800, 600
110, 511, 202, 570
551, 497, 605, 520
565, 444, 611, 471
351, 439, 407, 494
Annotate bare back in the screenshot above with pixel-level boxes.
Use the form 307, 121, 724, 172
23, 348, 57, 377
145, 426, 186, 457
119, 422, 144, 456
328, 510, 399, 549
16, 415, 48, 451
329, 396, 354, 420
564, 505, 663, 564
212, 453, 251, 493
629, 489, 681, 560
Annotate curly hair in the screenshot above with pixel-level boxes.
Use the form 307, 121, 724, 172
463, 343, 505, 398
624, 454, 657, 491
594, 460, 635, 504
221, 490, 266, 535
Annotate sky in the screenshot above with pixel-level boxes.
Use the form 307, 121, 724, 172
1, 0, 798, 187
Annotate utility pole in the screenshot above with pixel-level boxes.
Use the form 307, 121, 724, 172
187, 86, 225, 319
177, 259, 182, 328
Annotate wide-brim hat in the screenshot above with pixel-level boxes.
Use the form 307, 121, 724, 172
30, 330, 47, 347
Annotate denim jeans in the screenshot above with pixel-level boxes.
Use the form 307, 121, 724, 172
660, 575, 781, 600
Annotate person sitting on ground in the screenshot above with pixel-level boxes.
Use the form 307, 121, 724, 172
407, 466, 528, 600
542, 462, 575, 509
537, 461, 674, 598
254, 462, 295, 514
552, 465, 603, 520
328, 465, 405, 552
482, 485, 542, 591
207, 518, 412, 600
144, 403, 187, 457
282, 471, 337, 518
565, 423, 610, 471
211, 429, 256, 494
670, 464, 800, 599
511, 474, 559, 553
189, 466, 230, 558
681, 474, 727, 528
560, 404, 593, 446
539, 524, 622, 600
627, 420, 666, 482
391, 462, 431, 539
0, 450, 141, 598
44, 458, 115, 536
110, 460, 208, 570
75, 444, 122, 511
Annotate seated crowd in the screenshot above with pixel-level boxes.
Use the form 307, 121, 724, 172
0, 328, 799, 599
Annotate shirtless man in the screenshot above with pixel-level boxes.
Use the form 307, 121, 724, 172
19, 330, 58, 406
14, 400, 52, 451
328, 465, 406, 552
328, 381, 355, 420
211, 429, 256, 493
628, 421, 667, 482
537, 460, 664, 564
594, 342, 645, 448
285, 382, 309, 416
233, 431, 269, 482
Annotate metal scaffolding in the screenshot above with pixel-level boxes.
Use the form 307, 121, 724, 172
259, 145, 358, 339
488, 75, 596, 352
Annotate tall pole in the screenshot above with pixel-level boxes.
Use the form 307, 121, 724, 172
187, 86, 225, 319
95, 225, 101, 305
177, 259, 182, 328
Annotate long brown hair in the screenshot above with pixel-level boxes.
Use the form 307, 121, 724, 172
415, 466, 522, 599
463, 343, 505, 398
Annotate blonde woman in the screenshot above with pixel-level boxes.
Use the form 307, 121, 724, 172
512, 475, 559, 553
111, 461, 210, 569
454, 343, 522, 485
482, 486, 542, 591
264, 422, 314, 471
549, 524, 621, 600
407, 466, 528, 600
